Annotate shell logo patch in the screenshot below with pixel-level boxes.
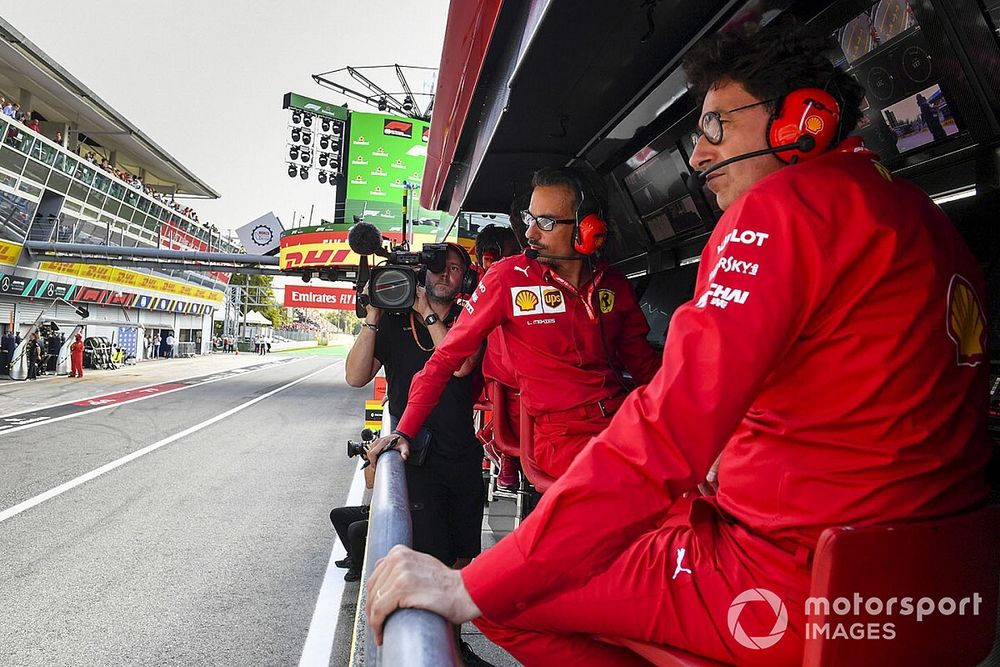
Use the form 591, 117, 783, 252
598, 289, 615, 314
805, 115, 825, 134
512, 287, 566, 316
946, 274, 986, 367
515, 289, 539, 313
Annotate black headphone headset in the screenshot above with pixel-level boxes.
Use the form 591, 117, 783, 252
416, 242, 478, 296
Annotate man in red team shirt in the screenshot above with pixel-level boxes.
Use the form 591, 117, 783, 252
368, 167, 660, 484
366, 19, 991, 666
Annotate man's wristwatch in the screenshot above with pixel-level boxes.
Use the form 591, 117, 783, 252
423, 313, 439, 327
362, 322, 378, 332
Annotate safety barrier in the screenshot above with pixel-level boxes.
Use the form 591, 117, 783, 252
361, 409, 461, 666
175, 342, 198, 358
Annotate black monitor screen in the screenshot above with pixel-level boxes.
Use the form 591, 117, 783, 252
638, 263, 700, 348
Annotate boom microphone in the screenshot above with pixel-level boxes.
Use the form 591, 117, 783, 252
348, 221, 388, 256
525, 248, 586, 261
691, 135, 816, 189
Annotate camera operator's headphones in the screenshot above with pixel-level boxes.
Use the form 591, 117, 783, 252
767, 87, 842, 164
565, 171, 608, 256
416, 242, 479, 295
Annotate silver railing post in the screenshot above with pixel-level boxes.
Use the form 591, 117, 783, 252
362, 408, 461, 666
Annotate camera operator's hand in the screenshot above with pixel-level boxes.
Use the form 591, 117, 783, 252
361, 283, 382, 325
412, 285, 433, 320
367, 433, 410, 467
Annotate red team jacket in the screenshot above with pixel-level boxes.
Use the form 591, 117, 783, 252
460, 139, 992, 620
396, 257, 660, 439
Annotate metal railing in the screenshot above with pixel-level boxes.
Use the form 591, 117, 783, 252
361, 408, 461, 666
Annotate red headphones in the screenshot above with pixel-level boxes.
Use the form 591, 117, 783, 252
567, 174, 608, 256
767, 88, 842, 164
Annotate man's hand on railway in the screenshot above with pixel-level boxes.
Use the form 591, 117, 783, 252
367, 545, 481, 645
366, 434, 410, 467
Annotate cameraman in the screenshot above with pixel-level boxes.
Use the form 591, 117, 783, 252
345, 243, 484, 572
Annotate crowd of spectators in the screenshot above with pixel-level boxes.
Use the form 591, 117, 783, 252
1, 91, 215, 234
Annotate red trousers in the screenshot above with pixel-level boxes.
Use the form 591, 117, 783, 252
70, 353, 84, 377
473, 496, 810, 666
531, 414, 612, 480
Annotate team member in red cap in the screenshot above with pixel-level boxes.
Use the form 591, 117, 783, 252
69, 333, 84, 378
368, 167, 660, 485
366, 19, 990, 666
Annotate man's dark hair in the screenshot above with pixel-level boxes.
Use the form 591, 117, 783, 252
475, 224, 517, 257
683, 17, 865, 140
531, 167, 604, 218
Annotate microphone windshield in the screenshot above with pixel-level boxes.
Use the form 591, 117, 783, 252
348, 222, 384, 256
524, 248, 539, 260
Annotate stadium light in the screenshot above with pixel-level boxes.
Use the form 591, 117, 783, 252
329, 176, 337, 186
292, 111, 302, 124
287, 163, 297, 177
319, 153, 329, 167
289, 146, 299, 160
320, 136, 330, 150
299, 166, 309, 179
332, 123, 342, 136
291, 128, 301, 142
321, 118, 331, 132
301, 132, 312, 146
403, 95, 413, 112
302, 114, 313, 128
318, 171, 328, 184
300, 150, 311, 163
377, 96, 387, 111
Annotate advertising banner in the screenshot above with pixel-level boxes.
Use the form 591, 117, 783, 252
283, 285, 357, 310
236, 212, 284, 256
0, 239, 22, 266
345, 111, 450, 228
38, 261, 225, 303
159, 221, 231, 284
278, 222, 457, 271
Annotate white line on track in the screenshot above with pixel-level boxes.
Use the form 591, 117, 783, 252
0, 361, 339, 525
0, 358, 303, 437
299, 459, 367, 667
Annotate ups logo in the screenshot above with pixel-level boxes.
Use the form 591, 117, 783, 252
543, 291, 563, 308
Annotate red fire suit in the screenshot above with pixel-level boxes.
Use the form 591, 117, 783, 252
396, 256, 660, 480
461, 139, 992, 666
70, 340, 84, 378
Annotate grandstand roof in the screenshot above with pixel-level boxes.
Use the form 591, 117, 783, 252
0, 17, 219, 199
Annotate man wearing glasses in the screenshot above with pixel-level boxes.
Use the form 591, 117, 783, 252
367, 18, 988, 667
367, 166, 660, 484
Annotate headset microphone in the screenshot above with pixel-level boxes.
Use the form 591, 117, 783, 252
525, 248, 586, 261
691, 135, 815, 188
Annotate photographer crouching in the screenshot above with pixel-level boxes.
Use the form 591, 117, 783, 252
344, 239, 490, 664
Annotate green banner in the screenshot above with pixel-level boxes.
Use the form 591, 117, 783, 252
283, 92, 349, 121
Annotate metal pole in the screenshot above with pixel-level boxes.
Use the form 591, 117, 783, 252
308, 204, 314, 227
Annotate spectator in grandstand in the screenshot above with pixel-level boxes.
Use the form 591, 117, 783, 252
474, 224, 523, 490
366, 166, 660, 486
366, 19, 991, 667
2, 101, 14, 117
346, 243, 488, 663
25, 117, 41, 133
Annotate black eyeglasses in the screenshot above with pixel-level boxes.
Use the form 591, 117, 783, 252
696, 99, 776, 145
521, 210, 576, 232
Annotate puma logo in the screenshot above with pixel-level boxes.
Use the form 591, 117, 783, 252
673, 547, 693, 580
514, 266, 529, 277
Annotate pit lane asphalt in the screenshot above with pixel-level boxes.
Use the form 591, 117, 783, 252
0, 353, 369, 666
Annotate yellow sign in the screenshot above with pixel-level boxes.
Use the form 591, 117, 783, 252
364, 399, 384, 430
40, 261, 225, 303
0, 239, 22, 266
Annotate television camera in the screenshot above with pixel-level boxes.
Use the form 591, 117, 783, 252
347, 221, 450, 313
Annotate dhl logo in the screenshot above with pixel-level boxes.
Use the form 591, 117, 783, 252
280, 246, 354, 269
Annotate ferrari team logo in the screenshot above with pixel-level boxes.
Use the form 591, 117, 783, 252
598, 289, 615, 314
946, 274, 986, 367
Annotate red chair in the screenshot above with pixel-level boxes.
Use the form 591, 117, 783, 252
599, 505, 1000, 666
489, 382, 521, 459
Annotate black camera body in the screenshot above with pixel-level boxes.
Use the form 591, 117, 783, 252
366, 244, 449, 312
347, 428, 376, 461
348, 221, 450, 312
